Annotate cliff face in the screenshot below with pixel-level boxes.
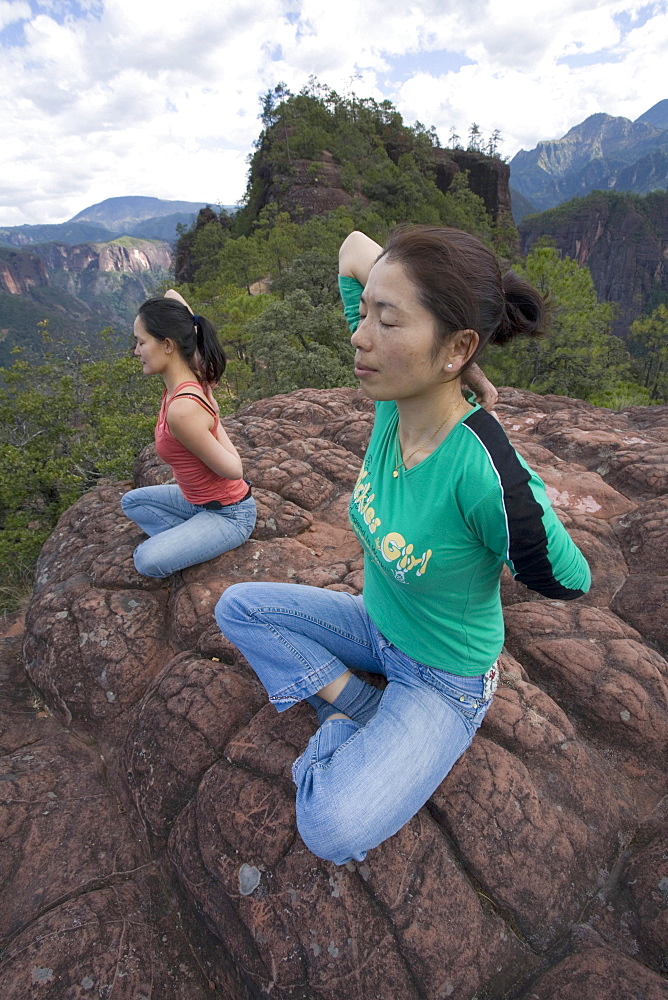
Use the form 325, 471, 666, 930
32, 239, 172, 299
447, 149, 512, 219
0, 239, 172, 363
519, 190, 668, 336
255, 150, 357, 222
511, 109, 668, 212
34, 239, 171, 276
0, 248, 49, 295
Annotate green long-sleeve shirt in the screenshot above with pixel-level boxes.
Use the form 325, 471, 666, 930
341, 275, 591, 675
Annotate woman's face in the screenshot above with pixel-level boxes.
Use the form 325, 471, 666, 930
133, 316, 169, 375
351, 256, 450, 402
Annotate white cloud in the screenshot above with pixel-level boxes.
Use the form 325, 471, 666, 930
0, 0, 666, 224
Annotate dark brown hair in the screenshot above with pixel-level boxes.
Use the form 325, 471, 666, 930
380, 226, 545, 367
137, 297, 226, 384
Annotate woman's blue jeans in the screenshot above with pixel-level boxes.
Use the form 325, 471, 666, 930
215, 582, 497, 865
121, 484, 256, 578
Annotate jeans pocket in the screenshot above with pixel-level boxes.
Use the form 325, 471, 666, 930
415, 663, 484, 722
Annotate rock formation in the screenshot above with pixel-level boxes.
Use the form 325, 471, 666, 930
249, 145, 511, 229
30, 238, 172, 298
2, 387, 667, 999
0, 237, 173, 364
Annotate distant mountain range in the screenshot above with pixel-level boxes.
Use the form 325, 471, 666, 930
0, 197, 233, 365
510, 100, 668, 220
0, 195, 235, 248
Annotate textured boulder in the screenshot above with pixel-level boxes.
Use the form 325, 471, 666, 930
4, 387, 668, 998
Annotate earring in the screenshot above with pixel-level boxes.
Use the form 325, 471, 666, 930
447, 363, 453, 369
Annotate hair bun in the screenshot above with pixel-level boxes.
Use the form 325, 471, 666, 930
493, 271, 546, 345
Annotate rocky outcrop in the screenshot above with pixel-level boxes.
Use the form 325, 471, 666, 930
448, 148, 512, 220
4, 387, 668, 998
250, 146, 511, 228
519, 189, 668, 337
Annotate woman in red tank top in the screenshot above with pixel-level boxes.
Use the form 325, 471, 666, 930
120, 290, 256, 578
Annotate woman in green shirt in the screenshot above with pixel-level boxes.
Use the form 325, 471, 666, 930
216, 226, 591, 865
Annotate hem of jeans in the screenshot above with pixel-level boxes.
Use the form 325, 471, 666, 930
291, 718, 361, 783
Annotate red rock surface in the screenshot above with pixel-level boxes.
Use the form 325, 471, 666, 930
2, 387, 667, 998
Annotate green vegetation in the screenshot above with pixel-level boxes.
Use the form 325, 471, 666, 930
96, 236, 165, 249
483, 246, 636, 401
0, 328, 161, 610
1, 83, 665, 613
629, 304, 668, 401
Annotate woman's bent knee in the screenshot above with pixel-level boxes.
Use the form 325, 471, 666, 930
296, 798, 368, 865
132, 544, 169, 579
215, 582, 257, 632
120, 492, 134, 515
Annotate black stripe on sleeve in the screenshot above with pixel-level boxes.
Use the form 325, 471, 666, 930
463, 409, 587, 600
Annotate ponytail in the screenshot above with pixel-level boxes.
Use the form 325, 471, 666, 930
193, 314, 226, 384
137, 298, 226, 384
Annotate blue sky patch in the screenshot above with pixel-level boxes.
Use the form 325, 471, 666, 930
0, 20, 28, 47
383, 48, 475, 84
558, 49, 624, 68
614, 4, 656, 35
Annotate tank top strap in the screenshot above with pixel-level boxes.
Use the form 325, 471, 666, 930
171, 392, 217, 417
165, 381, 219, 425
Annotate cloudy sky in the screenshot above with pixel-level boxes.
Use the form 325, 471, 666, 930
0, 0, 666, 225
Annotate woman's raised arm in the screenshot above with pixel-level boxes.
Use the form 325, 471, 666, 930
339, 232, 382, 286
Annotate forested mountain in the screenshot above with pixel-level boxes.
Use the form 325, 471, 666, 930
510, 100, 668, 216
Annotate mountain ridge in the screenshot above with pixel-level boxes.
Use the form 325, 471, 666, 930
510, 101, 668, 215
0, 196, 237, 249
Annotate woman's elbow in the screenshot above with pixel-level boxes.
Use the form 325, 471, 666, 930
224, 458, 244, 481
338, 231, 365, 275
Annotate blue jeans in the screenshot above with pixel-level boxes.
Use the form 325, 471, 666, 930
215, 582, 497, 865
121, 484, 256, 578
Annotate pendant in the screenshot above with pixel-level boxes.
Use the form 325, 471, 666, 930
393, 470, 399, 478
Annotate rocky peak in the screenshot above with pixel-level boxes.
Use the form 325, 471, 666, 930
635, 99, 668, 130
511, 102, 668, 211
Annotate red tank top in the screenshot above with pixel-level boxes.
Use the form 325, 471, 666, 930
154, 381, 248, 505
